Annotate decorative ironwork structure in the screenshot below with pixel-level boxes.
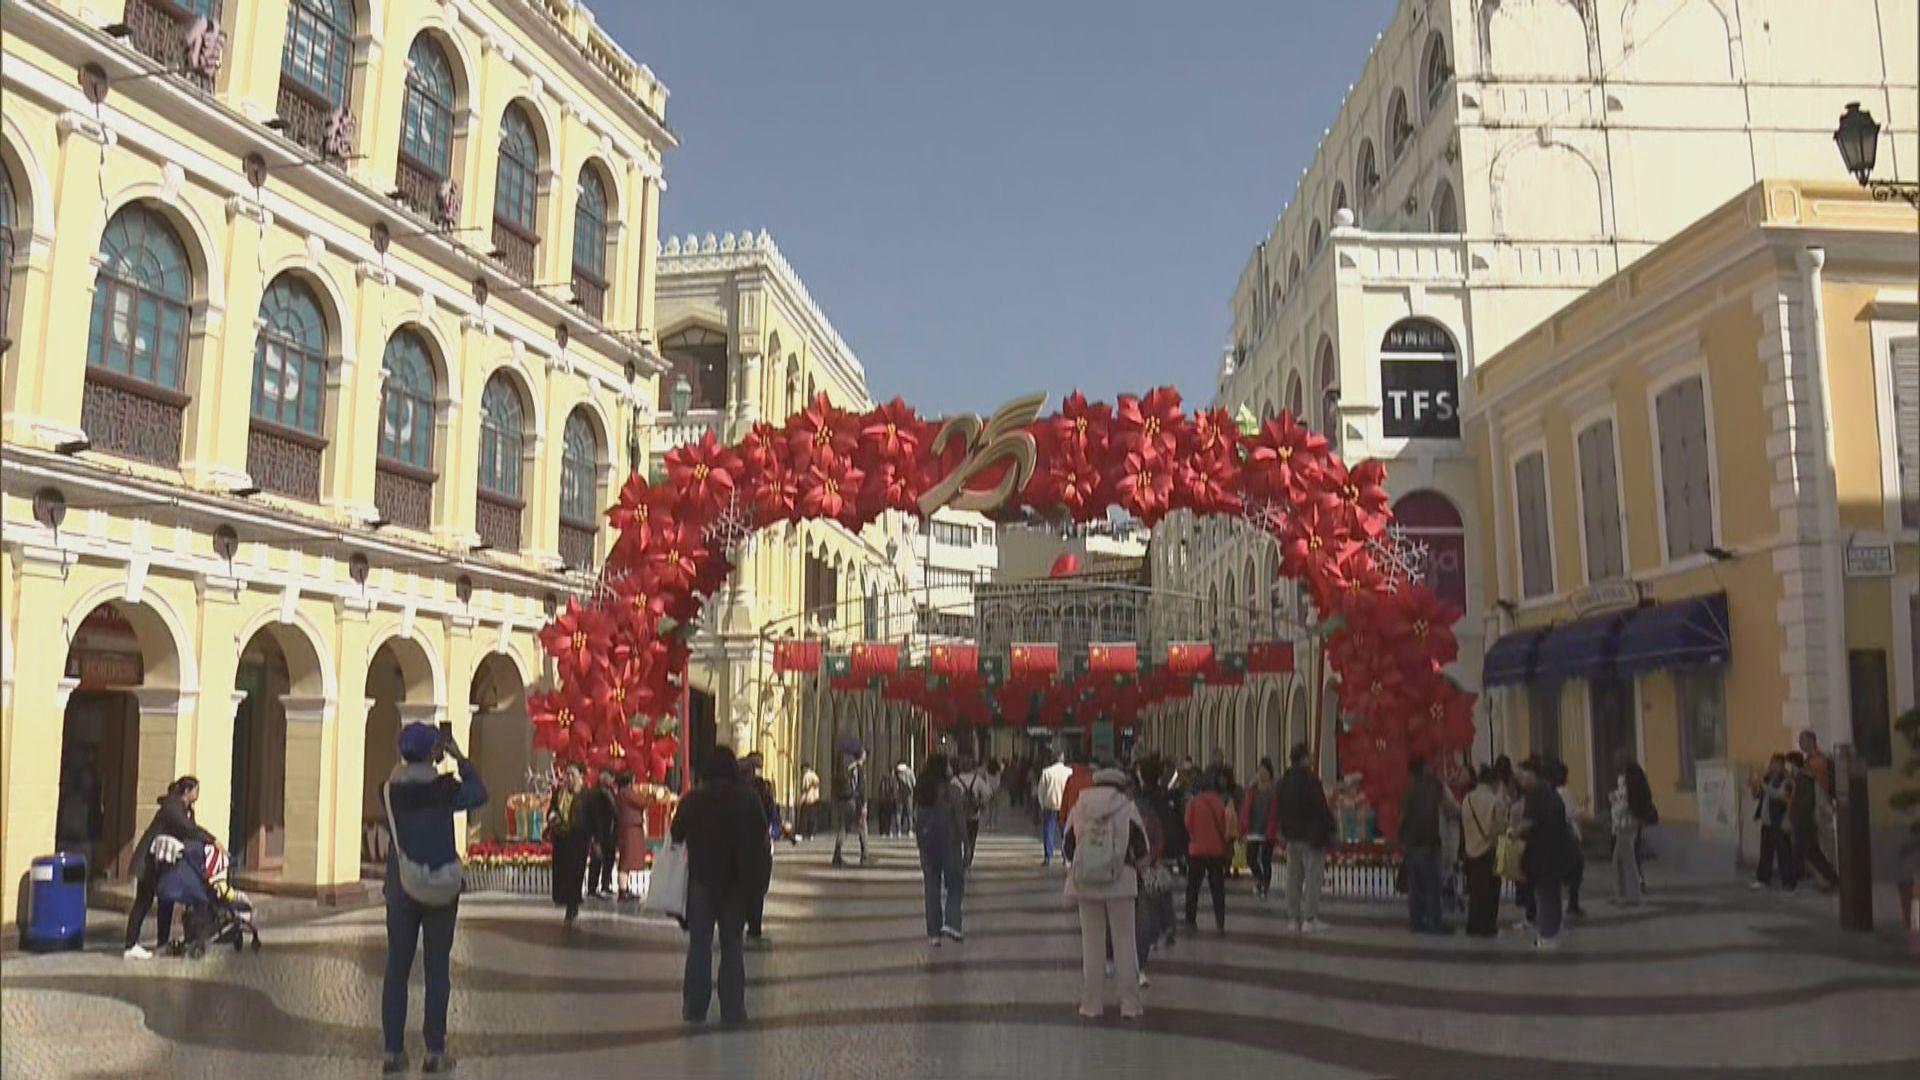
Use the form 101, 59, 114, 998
82, 375, 184, 466
246, 425, 323, 501
476, 492, 524, 553
392, 157, 442, 222
374, 465, 432, 530
124, 0, 221, 91
490, 219, 537, 283
558, 521, 597, 573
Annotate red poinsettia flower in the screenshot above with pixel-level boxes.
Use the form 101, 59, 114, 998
1113, 449, 1175, 524
1046, 448, 1105, 517
606, 476, 676, 566
645, 731, 680, 783
1176, 440, 1243, 517
641, 520, 707, 594
607, 572, 668, 635
1279, 502, 1355, 581
748, 456, 798, 526
587, 657, 648, 726
798, 457, 866, 523
1245, 413, 1329, 503
537, 599, 612, 682
1317, 457, 1392, 538
788, 394, 859, 469
862, 463, 920, 514
1188, 407, 1241, 460
1410, 678, 1476, 759
1112, 388, 1184, 464
1049, 391, 1113, 459
859, 398, 927, 468
1386, 585, 1462, 666
530, 685, 599, 760
691, 550, 735, 598
665, 430, 741, 521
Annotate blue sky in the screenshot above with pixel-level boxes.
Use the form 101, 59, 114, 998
612, 1, 1398, 416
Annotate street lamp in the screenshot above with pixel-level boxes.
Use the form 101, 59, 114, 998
1833, 103, 1919, 209
671, 375, 693, 423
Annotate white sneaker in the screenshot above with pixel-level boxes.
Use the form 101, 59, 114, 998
927, 936, 942, 947
1748, 880, 1765, 890
1104, 961, 1114, 977
1533, 935, 1562, 951
123, 945, 154, 961
1302, 919, 1331, 934
1137, 971, 1151, 988
941, 926, 965, 943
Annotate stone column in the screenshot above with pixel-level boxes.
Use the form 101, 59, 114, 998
279, 695, 336, 893
129, 688, 194, 823
0, 551, 68, 924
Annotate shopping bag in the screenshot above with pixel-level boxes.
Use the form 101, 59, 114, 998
645, 841, 690, 920
1496, 834, 1527, 883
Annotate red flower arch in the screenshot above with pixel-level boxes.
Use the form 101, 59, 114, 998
533, 388, 1472, 837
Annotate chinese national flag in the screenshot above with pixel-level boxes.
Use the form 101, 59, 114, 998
1010, 643, 1060, 678
1165, 642, 1215, 675
1247, 640, 1296, 674
930, 642, 980, 678
1203, 652, 1248, 687
773, 640, 823, 674
1088, 642, 1139, 675
850, 642, 901, 678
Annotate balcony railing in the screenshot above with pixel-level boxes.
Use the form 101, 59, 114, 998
491, 219, 537, 283
571, 267, 606, 322
274, 79, 343, 161
374, 463, 434, 531
247, 423, 323, 501
124, 0, 217, 91
82, 372, 185, 466
393, 156, 444, 223
476, 492, 523, 553
559, 520, 597, 572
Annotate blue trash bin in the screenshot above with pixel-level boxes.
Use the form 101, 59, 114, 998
23, 852, 88, 952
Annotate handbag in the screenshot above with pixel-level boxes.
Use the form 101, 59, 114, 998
383, 783, 465, 908
1496, 833, 1528, 883
645, 841, 690, 920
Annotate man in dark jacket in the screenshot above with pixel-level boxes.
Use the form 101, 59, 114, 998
584, 769, 620, 899
382, 724, 486, 1075
1275, 741, 1336, 933
1398, 756, 1451, 934
831, 748, 869, 867
124, 776, 217, 959
671, 747, 772, 1026
741, 752, 782, 946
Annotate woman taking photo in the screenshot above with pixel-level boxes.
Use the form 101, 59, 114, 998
913, 754, 968, 945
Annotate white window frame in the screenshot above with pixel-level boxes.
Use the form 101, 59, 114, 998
1645, 362, 1722, 570
1571, 406, 1628, 584
1866, 299, 1920, 538
1510, 442, 1557, 604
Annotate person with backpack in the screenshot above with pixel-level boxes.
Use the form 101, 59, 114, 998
831, 748, 870, 867
1063, 766, 1150, 1019
914, 754, 969, 944
381, 724, 486, 1075
1276, 741, 1336, 933
671, 747, 772, 1026
954, 757, 1000, 868
1182, 772, 1232, 935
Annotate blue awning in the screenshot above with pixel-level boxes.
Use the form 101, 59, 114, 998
1532, 613, 1627, 683
1483, 626, 1550, 687
1616, 592, 1731, 677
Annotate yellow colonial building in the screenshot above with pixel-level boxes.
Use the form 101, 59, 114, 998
0, 0, 672, 921
653, 230, 924, 810
1466, 180, 1918, 869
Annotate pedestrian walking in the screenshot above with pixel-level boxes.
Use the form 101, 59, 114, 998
616, 774, 652, 901
741, 753, 782, 947
955, 758, 999, 868
1131, 757, 1173, 983
547, 764, 592, 925
830, 748, 870, 867
1459, 765, 1508, 936
1620, 753, 1658, 892
1182, 773, 1231, 934
797, 763, 822, 841
1786, 751, 1839, 889
1038, 752, 1073, 867
1240, 759, 1280, 900
1515, 759, 1577, 949
1064, 766, 1149, 1020
584, 769, 619, 900
1610, 767, 1645, 905
123, 776, 216, 959
1749, 754, 1795, 891
1398, 756, 1452, 935
1277, 741, 1335, 933
671, 748, 773, 1027
914, 754, 968, 944
894, 759, 916, 836
1555, 761, 1586, 917
380, 724, 486, 1075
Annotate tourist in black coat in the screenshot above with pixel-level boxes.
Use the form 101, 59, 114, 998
547, 764, 592, 925
671, 747, 772, 1026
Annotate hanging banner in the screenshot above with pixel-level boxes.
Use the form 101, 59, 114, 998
850, 642, 901, 678
930, 642, 980, 678
1010, 643, 1060, 677
1201, 652, 1248, 686
1088, 642, 1139, 675
1247, 640, 1296, 675
773, 639, 823, 674
1165, 641, 1214, 675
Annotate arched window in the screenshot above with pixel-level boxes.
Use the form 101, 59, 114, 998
1431, 179, 1460, 233
659, 325, 729, 413
491, 105, 540, 280
279, 0, 355, 156
478, 373, 524, 499
1315, 338, 1339, 440
1330, 181, 1348, 221
249, 277, 329, 499
1287, 254, 1301, 292
0, 164, 16, 338
1356, 140, 1379, 210
85, 204, 194, 465
1394, 491, 1467, 612
397, 36, 455, 217
1285, 371, 1304, 420
559, 408, 601, 570
1423, 32, 1453, 110
1307, 221, 1324, 262
571, 166, 610, 320
378, 331, 435, 471
1388, 90, 1413, 162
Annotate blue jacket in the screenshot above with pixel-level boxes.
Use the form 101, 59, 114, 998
384, 760, 487, 894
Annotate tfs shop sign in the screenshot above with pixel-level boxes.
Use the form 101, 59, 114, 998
1380, 360, 1460, 439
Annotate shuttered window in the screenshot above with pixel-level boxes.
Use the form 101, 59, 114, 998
1577, 419, 1624, 582
1655, 376, 1714, 561
1515, 451, 1554, 599
1890, 336, 1920, 528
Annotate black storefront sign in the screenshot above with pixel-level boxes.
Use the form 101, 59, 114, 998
1380, 359, 1460, 438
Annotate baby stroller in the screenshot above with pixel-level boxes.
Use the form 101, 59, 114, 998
156, 838, 261, 958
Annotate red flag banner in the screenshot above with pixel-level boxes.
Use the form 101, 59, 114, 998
1165, 641, 1214, 675
1010, 643, 1060, 677
773, 639, 823, 674
1088, 642, 1139, 675
930, 642, 980, 678
1247, 640, 1296, 675
850, 641, 901, 678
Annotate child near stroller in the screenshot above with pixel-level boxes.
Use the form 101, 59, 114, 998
155, 837, 260, 957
